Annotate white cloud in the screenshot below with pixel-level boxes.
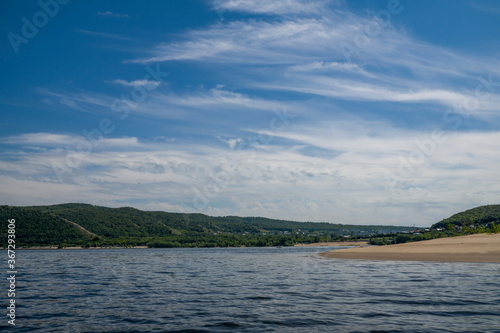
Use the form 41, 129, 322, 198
113, 79, 161, 89
3, 133, 79, 146
259, 76, 473, 109
34, 86, 297, 136
4, 1, 499, 228
218, 136, 243, 149
132, 18, 346, 64
2, 133, 141, 149
2, 127, 500, 225
212, 0, 330, 15
131, 3, 500, 114
289, 61, 359, 72
151, 87, 278, 111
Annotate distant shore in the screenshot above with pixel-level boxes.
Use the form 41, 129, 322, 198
294, 241, 369, 247
320, 233, 500, 263
3, 246, 150, 250
4, 242, 369, 250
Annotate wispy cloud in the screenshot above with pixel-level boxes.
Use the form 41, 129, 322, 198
2, 127, 500, 225
76, 29, 133, 41
113, 79, 161, 89
212, 0, 331, 15
37, 88, 113, 114
2, 133, 78, 146
37, 85, 292, 127
130, 2, 500, 117
132, 18, 347, 64
96, 11, 130, 18
258, 76, 480, 109
289, 61, 359, 72
2, 132, 140, 149
469, 2, 500, 15
2, 0, 499, 227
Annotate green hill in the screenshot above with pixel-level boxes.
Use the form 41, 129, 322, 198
1, 203, 415, 248
0, 205, 93, 246
431, 205, 500, 229
369, 204, 500, 246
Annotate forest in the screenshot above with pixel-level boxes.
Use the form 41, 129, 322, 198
2, 203, 498, 248
369, 204, 500, 245
431, 204, 500, 229
1, 203, 415, 248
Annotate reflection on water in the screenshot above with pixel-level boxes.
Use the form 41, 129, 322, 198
6, 247, 500, 332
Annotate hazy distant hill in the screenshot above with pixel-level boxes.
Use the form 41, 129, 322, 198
1, 203, 415, 247
431, 205, 500, 229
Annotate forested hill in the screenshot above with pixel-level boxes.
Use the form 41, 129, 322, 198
431, 205, 500, 229
1, 203, 415, 248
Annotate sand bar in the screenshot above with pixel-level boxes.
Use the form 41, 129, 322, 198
320, 233, 500, 263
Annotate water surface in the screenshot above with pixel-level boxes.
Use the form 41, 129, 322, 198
6, 247, 500, 332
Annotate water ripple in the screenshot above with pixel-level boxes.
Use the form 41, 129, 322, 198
13, 247, 500, 332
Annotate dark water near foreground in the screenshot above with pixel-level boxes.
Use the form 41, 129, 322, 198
4, 247, 500, 332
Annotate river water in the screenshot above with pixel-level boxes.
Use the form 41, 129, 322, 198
5, 247, 500, 332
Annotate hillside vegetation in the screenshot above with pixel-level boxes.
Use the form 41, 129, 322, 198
369, 204, 500, 246
1, 203, 415, 248
3, 203, 499, 248
431, 205, 500, 229
0, 206, 93, 246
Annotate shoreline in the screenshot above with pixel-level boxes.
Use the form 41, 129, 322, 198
319, 233, 500, 263
2, 246, 150, 250
294, 241, 369, 247
4, 241, 369, 250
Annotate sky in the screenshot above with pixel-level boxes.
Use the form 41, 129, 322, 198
1, 0, 500, 226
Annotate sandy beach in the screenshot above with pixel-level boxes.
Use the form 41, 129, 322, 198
320, 233, 500, 263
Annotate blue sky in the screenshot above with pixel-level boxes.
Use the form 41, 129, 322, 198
1, 0, 500, 226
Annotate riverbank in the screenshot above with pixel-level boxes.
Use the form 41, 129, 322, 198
320, 233, 500, 263
295, 241, 369, 247
2, 246, 150, 250
4, 242, 368, 250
